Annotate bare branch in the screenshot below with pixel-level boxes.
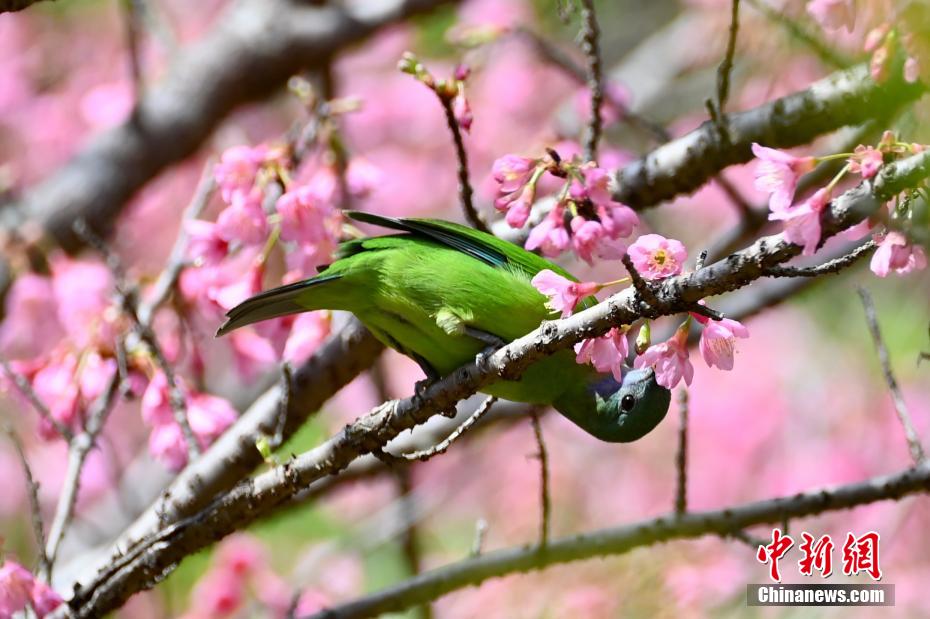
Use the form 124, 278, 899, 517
438, 94, 487, 233
4, 424, 48, 575
44, 354, 122, 578
615, 65, 923, 210
578, 0, 604, 161
674, 389, 688, 516
73, 220, 200, 460
763, 240, 875, 277
62, 150, 930, 619
857, 287, 926, 465
1, 361, 75, 442
8, 0, 462, 253
529, 410, 551, 546
715, 0, 741, 120
306, 461, 930, 619
137, 160, 216, 328
393, 396, 496, 462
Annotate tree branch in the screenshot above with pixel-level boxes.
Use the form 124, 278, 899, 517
614, 65, 924, 209
306, 461, 930, 619
7, 0, 460, 253
62, 149, 930, 619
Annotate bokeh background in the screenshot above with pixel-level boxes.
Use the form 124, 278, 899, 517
1, 0, 928, 617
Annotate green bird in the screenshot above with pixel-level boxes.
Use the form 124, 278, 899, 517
218, 212, 670, 442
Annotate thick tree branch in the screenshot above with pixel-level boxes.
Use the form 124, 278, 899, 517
62, 150, 930, 619
60, 318, 382, 593
7, 0, 459, 252
307, 461, 930, 619
615, 66, 924, 209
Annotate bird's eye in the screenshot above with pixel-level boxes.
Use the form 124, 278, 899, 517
620, 394, 635, 412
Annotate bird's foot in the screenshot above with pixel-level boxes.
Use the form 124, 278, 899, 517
466, 327, 507, 370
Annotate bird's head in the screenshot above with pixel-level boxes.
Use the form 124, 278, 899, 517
553, 368, 671, 443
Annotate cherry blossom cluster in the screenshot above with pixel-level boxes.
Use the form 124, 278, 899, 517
181, 133, 383, 383
0, 558, 62, 618
531, 234, 750, 390
179, 534, 360, 619
493, 151, 639, 264
752, 131, 927, 276
806, 0, 925, 85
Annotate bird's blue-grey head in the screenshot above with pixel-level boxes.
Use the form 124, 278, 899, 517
553, 368, 671, 442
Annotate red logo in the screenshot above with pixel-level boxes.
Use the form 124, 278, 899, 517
756, 529, 882, 581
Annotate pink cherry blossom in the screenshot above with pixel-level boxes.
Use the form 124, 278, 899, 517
50, 254, 116, 348
283, 311, 332, 365
570, 216, 626, 265
216, 191, 269, 246
453, 92, 473, 132
806, 0, 856, 33
574, 327, 628, 381
769, 187, 831, 256
141, 371, 178, 427
216, 534, 267, 578
503, 189, 533, 228
848, 145, 883, 179
345, 158, 382, 198
191, 567, 244, 617
214, 144, 267, 204
30, 579, 63, 618
229, 330, 278, 380
184, 219, 229, 266
751, 143, 817, 212
187, 391, 237, 445
32, 354, 82, 439
596, 203, 638, 240
627, 234, 687, 279
633, 325, 693, 389
525, 207, 570, 257
0, 561, 33, 617
0, 273, 63, 360
492, 155, 536, 193
698, 318, 750, 371
276, 184, 341, 246
870, 230, 928, 277
531, 269, 599, 318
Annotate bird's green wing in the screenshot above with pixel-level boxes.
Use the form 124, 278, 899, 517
346, 211, 578, 282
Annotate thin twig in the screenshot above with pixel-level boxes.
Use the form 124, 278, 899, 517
394, 467, 433, 619
743, 0, 850, 69
764, 241, 875, 277
514, 27, 669, 143
396, 396, 496, 462
138, 159, 215, 327
674, 389, 688, 516
121, 0, 145, 101
1, 361, 74, 442
4, 424, 48, 575
857, 287, 926, 465
621, 254, 660, 308
530, 410, 550, 546
273, 363, 294, 449
578, 0, 603, 162
716, 0, 741, 119
303, 461, 930, 619
438, 97, 488, 233
44, 354, 122, 578
73, 220, 200, 460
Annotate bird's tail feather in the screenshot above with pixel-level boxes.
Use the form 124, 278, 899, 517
216, 274, 342, 336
